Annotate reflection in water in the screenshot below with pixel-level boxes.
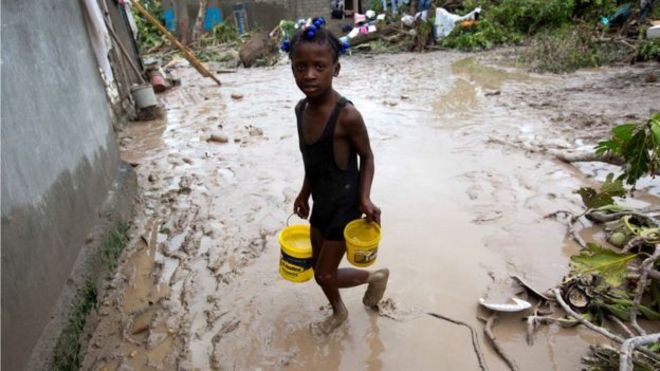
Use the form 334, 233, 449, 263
366, 314, 384, 371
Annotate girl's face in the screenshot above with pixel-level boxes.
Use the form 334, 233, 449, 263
290, 42, 340, 98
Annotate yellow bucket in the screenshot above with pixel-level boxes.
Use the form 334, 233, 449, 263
278, 224, 314, 283
344, 219, 381, 267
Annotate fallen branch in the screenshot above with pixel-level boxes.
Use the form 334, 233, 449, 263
483, 313, 519, 371
630, 246, 659, 336
620, 333, 660, 371
556, 151, 625, 166
607, 315, 636, 338
553, 289, 660, 364
545, 210, 587, 248
427, 312, 488, 371
556, 151, 660, 177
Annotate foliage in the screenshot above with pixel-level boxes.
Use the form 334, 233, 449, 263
518, 23, 629, 73
570, 242, 638, 288
576, 173, 626, 208
132, 0, 165, 52
212, 22, 240, 44
592, 295, 660, 321
572, 0, 619, 19
369, 0, 384, 15
52, 279, 97, 371
636, 39, 660, 62
441, 19, 522, 50
595, 113, 660, 186
487, 0, 575, 35
52, 224, 129, 370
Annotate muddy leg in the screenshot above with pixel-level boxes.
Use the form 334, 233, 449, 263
363, 269, 390, 308
313, 238, 370, 333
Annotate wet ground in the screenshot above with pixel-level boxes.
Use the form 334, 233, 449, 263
82, 52, 659, 370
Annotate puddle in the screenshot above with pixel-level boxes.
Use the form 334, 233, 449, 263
82, 52, 658, 370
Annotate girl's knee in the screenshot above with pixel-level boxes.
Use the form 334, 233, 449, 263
314, 271, 335, 287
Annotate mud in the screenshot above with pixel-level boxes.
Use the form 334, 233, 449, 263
82, 52, 659, 370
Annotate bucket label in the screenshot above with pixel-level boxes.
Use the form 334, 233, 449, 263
353, 249, 377, 264
281, 251, 313, 271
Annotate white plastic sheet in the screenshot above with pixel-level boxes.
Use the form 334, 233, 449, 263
433, 7, 481, 40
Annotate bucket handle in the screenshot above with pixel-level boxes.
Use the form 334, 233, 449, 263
287, 212, 310, 226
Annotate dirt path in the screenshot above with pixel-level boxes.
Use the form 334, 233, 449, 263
81, 52, 659, 370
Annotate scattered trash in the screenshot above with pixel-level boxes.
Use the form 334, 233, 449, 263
600, 4, 632, 27
130, 83, 158, 110
647, 25, 660, 39
230, 93, 244, 100
433, 7, 481, 40
478, 297, 531, 312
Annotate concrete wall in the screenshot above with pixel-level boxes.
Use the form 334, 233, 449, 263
1, 1, 122, 370
295, 0, 331, 19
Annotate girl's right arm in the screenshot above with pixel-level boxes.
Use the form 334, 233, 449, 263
294, 175, 311, 218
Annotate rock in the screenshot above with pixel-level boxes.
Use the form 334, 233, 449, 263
230, 93, 244, 100
208, 132, 229, 143
646, 73, 657, 83
248, 127, 263, 136
239, 32, 278, 68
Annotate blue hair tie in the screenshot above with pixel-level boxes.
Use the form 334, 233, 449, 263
340, 38, 350, 55
280, 39, 290, 52
313, 17, 326, 28
305, 24, 317, 40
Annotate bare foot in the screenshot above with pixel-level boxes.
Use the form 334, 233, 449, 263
320, 306, 348, 334
363, 268, 389, 308
311, 304, 348, 335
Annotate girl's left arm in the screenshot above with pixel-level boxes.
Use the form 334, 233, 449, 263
343, 107, 381, 224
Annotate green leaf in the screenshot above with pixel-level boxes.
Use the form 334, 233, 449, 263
612, 123, 636, 142
649, 343, 660, 353
600, 173, 626, 198
596, 296, 660, 321
577, 187, 614, 208
650, 114, 660, 147
570, 243, 638, 288
621, 130, 651, 185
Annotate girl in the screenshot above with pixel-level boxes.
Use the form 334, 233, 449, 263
284, 21, 389, 334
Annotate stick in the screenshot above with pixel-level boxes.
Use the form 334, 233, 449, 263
130, 0, 221, 86
545, 210, 587, 248
552, 289, 660, 363
620, 333, 660, 371
427, 312, 488, 371
483, 313, 520, 371
630, 246, 659, 336
607, 315, 636, 338
105, 18, 146, 83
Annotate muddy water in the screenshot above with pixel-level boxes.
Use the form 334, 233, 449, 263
83, 53, 657, 370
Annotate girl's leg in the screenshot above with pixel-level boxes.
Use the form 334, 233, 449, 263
313, 239, 363, 333
314, 239, 390, 333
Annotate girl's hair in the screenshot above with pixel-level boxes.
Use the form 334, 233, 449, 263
288, 27, 342, 62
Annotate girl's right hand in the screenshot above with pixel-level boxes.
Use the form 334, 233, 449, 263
294, 195, 310, 219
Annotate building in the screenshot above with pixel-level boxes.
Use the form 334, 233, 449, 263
1, 0, 140, 369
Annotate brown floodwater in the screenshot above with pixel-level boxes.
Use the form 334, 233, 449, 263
82, 52, 658, 370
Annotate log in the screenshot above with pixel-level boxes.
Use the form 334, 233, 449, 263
238, 32, 278, 67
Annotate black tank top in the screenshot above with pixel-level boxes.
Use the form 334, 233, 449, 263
295, 97, 359, 208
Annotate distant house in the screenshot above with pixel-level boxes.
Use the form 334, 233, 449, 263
163, 0, 368, 41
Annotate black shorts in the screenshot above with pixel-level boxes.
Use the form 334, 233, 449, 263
310, 201, 361, 241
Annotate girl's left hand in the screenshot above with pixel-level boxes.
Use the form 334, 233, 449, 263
360, 199, 381, 225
